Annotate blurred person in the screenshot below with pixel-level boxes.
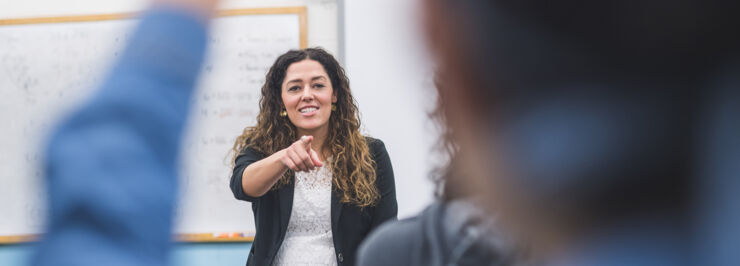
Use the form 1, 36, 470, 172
229, 48, 398, 266
357, 74, 529, 266
359, 0, 740, 266
32, 0, 218, 265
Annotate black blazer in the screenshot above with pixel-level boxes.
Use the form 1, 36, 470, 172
230, 137, 398, 266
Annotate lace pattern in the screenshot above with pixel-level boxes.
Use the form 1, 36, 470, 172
273, 165, 337, 266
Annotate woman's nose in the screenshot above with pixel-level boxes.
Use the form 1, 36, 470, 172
300, 86, 314, 100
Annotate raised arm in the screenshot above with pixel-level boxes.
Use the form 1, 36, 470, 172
33, 1, 216, 265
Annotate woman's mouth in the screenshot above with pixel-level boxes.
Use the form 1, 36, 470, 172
299, 106, 319, 116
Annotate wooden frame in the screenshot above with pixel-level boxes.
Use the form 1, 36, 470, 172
0, 7, 308, 49
0, 6, 307, 245
0, 235, 37, 245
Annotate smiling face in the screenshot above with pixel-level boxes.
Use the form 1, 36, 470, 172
281, 59, 337, 136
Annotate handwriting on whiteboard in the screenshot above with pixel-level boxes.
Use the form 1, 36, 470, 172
0, 13, 302, 236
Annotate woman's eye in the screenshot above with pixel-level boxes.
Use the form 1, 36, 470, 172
313, 84, 325, 89
288, 86, 300, 91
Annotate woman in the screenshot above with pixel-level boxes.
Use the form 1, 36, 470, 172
229, 47, 397, 266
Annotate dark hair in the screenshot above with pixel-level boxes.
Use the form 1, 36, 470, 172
231, 47, 380, 207
431, 0, 740, 223
429, 71, 469, 202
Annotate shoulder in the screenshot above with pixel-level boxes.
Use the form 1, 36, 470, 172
357, 216, 421, 266
364, 136, 388, 158
357, 202, 448, 266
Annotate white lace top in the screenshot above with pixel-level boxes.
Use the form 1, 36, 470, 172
273, 165, 337, 266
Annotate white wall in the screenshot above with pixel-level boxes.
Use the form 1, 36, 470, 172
344, 0, 438, 218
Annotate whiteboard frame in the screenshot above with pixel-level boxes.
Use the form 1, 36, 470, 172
0, 7, 308, 49
0, 6, 307, 244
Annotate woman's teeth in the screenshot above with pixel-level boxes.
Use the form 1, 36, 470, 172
300, 107, 318, 113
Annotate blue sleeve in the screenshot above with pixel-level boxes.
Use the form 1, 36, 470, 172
32, 8, 208, 266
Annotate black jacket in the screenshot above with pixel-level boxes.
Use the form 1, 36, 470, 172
230, 137, 398, 266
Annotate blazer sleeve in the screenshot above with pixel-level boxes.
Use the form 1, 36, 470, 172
230, 146, 266, 202
369, 138, 399, 229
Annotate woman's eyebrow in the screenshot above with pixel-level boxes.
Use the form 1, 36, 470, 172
286, 78, 303, 85
286, 76, 326, 86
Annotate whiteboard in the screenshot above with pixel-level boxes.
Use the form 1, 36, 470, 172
0, 8, 306, 237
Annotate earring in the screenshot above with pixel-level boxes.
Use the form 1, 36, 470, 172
280, 110, 287, 117
331, 104, 337, 111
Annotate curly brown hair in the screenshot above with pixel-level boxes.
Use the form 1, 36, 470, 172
230, 47, 379, 207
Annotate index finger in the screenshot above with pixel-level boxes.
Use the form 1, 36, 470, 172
299, 135, 313, 149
